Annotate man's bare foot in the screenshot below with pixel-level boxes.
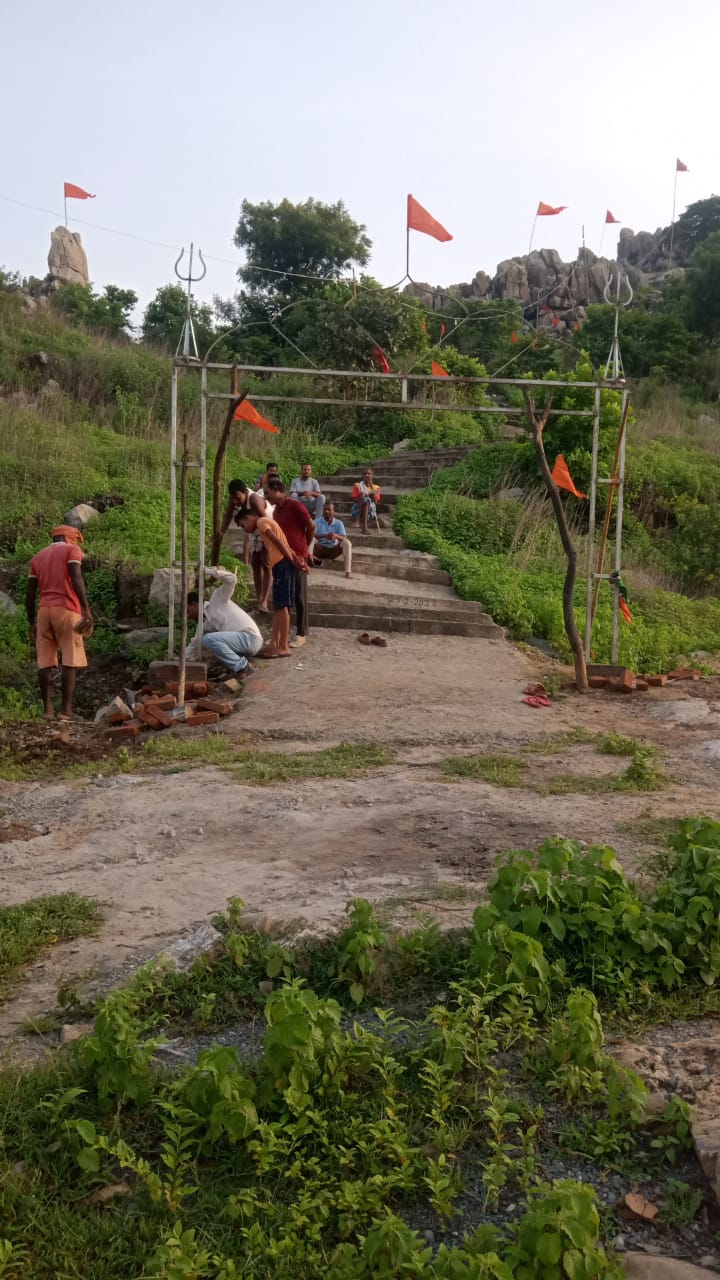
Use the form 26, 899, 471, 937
261, 648, 291, 659
345, 571, 353, 579
43, 710, 55, 720
290, 635, 307, 648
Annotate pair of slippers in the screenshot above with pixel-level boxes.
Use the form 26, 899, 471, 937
359, 633, 387, 648
523, 682, 551, 708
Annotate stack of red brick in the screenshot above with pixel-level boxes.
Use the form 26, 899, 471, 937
588, 668, 702, 694
106, 681, 235, 742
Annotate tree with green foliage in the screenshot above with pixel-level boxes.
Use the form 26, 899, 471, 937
583, 299, 699, 385
52, 282, 138, 337
674, 195, 720, 257
685, 230, 720, 339
284, 277, 425, 370
234, 197, 371, 300
141, 284, 215, 353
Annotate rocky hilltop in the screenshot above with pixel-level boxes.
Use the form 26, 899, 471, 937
405, 225, 685, 333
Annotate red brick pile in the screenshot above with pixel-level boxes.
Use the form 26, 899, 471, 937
105, 681, 236, 742
589, 668, 702, 695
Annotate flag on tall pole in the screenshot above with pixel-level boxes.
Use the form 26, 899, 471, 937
529, 201, 567, 252
406, 194, 452, 279
233, 399, 280, 434
605, 210, 619, 224
63, 181, 95, 227
670, 160, 689, 255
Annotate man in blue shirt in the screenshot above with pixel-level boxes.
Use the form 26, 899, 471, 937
311, 501, 353, 579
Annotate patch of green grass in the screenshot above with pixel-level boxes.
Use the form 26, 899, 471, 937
141, 736, 394, 783
596, 732, 646, 757
439, 752, 526, 786
544, 749, 666, 796
620, 815, 683, 844
0, 894, 102, 1004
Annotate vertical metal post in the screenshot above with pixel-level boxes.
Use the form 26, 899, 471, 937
198, 365, 208, 605
611, 387, 629, 663
168, 364, 178, 658
401, 378, 408, 403
585, 386, 601, 658
178, 435, 189, 708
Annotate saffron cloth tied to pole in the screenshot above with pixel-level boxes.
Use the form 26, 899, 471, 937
529, 200, 567, 252
63, 181, 95, 227
406, 194, 452, 279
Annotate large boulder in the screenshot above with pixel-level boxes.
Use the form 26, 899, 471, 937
48, 226, 89, 287
494, 257, 530, 302
0, 590, 17, 615
64, 504, 100, 530
149, 568, 184, 609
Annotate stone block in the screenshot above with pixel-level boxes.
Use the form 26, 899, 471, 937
148, 660, 207, 688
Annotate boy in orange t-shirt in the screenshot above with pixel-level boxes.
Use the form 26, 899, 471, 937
26, 526, 93, 719
237, 512, 308, 657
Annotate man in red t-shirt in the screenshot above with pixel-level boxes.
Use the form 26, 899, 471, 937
26, 526, 93, 720
265, 479, 314, 648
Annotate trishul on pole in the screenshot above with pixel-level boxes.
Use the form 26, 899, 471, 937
174, 242, 207, 360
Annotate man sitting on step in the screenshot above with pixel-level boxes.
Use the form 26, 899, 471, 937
351, 468, 382, 535
290, 463, 325, 519
311, 502, 353, 579
186, 566, 263, 677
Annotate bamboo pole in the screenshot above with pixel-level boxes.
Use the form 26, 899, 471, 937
210, 392, 247, 565
590, 395, 631, 625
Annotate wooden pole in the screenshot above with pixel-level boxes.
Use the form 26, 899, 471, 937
210, 391, 247, 565
177, 433, 189, 709
590, 395, 631, 624
523, 389, 588, 692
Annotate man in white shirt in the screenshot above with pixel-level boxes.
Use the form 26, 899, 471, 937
185, 566, 263, 675
290, 463, 325, 519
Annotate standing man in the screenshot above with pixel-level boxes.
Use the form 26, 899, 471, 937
218, 479, 268, 543
290, 463, 325, 520
265, 478, 314, 649
186, 566, 263, 676
25, 526, 93, 720
311, 502, 353, 579
237, 511, 308, 658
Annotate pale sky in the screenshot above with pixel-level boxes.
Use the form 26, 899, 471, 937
2, 0, 717, 319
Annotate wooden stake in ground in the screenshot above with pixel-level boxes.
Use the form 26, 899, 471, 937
523, 389, 589, 692
210, 391, 247, 565
177, 433, 189, 709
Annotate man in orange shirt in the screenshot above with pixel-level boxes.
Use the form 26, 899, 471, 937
25, 526, 93, 720
237, 510, 308, 658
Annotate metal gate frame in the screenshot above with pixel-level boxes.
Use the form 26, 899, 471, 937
168, 359, 626, 665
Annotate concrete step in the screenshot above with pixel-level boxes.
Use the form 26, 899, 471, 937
224, 529, 403, 555
317, 549, 450, 586
321, 485, 403, 506
307, 581, 488, 615
310, 611, 502, 638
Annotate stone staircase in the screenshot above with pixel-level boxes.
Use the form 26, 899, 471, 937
225, 447, 503, 640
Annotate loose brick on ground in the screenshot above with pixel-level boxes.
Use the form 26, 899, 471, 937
148, 706, 174, 728
634, 679, 649, 691
616, 669, 635, 694
185, 710, 220, 726
107, 720, 143, 740
588, 676, 610, 689
646, 675, 669, 687
667, 668, 702, 681
194, 697, 233, 716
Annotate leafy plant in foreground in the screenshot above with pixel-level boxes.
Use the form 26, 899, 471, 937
333, 897, 385, 1003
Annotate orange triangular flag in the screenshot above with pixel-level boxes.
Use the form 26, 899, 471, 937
605, 209, 620, 224
537, 201, 567, 216
551, 454, 586, 499
619, 597, 632, 624
64, 182, 95, 200
233, 399, 280, 434
431, 360, 449, 377
407, 194, 452, 242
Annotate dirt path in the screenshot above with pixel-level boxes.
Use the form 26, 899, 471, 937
2, 632, 720, 1054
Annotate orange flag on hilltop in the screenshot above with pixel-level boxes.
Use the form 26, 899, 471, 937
605, 209, 620, 224
676, 158, 688, 172
64, 182, 95, 200
233, 398, 280, 434
431, 360, 449, 377
551, 454, 586, 499
407, 194, 452, 242
537, 201, 567, 216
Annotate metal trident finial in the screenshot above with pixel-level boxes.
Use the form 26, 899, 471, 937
603, 267, 633, 382
174, 243, 207, 360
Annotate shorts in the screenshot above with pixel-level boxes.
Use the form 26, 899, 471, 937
272, 559, 296, 611
36, 607, 87, 669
